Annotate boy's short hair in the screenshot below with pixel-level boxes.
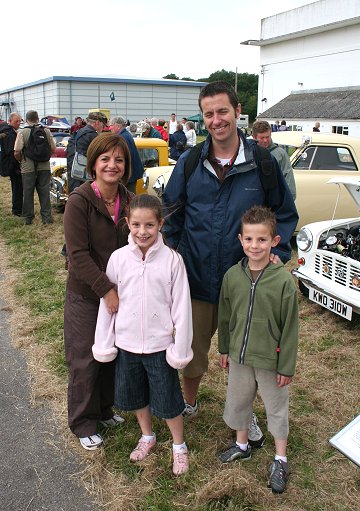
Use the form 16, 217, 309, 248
240, 205, 277, 238
252, 120, 271, 136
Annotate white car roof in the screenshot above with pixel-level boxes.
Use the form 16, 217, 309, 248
327, 177, 360, 209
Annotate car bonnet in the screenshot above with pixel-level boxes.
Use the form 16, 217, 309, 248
327, 177, 360, 210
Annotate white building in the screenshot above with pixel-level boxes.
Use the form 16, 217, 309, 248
0, 75, 206, 124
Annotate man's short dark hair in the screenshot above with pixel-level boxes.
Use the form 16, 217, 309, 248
26, 110, 39, 123
252, 120, 271, 136
198, 82, 239, 112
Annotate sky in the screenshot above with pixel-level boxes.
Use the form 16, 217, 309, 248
1, 0, 316, 91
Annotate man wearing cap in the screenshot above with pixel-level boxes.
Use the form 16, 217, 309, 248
141, 122, 162, 139
110, 116, 144, 193
67, 111, 107, 193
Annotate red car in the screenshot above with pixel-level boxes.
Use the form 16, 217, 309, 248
51, 132, 70, 158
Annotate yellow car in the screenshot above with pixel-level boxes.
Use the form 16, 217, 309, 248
272, 132, 359, 229
135, 138, 176, 195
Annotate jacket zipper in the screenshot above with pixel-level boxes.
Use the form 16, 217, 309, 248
239, 267, 265, 364
140, 260, 145, 351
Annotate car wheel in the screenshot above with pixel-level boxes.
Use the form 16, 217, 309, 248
298, 281, 309, 297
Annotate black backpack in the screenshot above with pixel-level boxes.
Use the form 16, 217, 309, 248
184, 140, 279, 208
24, 124, 52, 162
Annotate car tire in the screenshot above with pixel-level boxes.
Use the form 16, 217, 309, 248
298, 281, 309, 298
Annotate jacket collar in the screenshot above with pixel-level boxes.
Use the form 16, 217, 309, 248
128, 231, 164, 260
202, 128, 255, 164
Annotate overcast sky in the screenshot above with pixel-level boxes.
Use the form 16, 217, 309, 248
1, 0, 316, 91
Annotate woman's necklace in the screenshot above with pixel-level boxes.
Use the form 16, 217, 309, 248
102, 195, 118, 207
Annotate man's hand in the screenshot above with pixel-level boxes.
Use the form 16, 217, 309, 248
103, 288, 119, 314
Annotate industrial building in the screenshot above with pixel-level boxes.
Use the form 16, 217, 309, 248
0, 75, 206, 124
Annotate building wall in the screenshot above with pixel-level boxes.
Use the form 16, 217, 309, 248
0, 78, 204, 123
258, 0, 360, 114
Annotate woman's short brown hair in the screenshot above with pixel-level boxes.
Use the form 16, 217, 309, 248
86, 133, 132, 184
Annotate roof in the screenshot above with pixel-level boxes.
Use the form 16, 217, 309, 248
259, 87, 360, 120
0, 75, 207, 95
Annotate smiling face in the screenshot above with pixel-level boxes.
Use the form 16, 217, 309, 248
239, 223, 280, 270
94, 147, 125, 187
126, 207, 164, 256
200, 93, 240, 149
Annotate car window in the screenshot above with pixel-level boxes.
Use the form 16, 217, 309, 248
293, 146, 358, 171
138, 148, 159, 168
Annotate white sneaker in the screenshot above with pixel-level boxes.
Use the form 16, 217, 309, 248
79, 433, 103, 450
99, 413, 125, 427
182, 401, 198, 419
248, 412, 265, 448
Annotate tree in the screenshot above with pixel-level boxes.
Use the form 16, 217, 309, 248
163, 73, 179, 80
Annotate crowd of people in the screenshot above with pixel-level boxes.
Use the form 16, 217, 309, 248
0, 82, 300, 492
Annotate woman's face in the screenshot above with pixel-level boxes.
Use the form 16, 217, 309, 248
94, 147, 125, 186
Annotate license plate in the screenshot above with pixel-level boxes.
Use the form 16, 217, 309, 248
308, 286, 352, 320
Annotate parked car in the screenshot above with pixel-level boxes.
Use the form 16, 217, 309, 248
51, 132, 70, 158
293, 177, 360, 321
272, 132, 359, 229
49, 137, 174, 207
141, 132, 360, 231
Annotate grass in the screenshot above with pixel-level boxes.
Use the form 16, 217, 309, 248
0, 177, 359, 510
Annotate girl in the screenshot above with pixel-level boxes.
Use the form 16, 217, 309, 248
64, 133, 133, 451
92, 195, 193, 476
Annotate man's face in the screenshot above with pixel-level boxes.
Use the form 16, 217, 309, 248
253, 129, 272, 149
200, 93, 240, 147
110, 123, 121, 134
9, 115, 21, 130
171, 114, 176, 121
76, 118, 82, 126
94, 120, 105, 133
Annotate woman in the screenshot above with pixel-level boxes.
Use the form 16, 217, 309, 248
185, 121, 196, 148
64, 133, 133, 450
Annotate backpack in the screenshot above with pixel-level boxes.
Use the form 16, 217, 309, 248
183, 140, 279, 208
24, 124, 52, 162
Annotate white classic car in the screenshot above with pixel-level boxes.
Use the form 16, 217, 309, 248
293, 177, 360, 320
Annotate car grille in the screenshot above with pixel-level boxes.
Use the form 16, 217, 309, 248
314, 253, 360, 292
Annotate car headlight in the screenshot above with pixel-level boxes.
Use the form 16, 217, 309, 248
153, 175, 165, 198
142, 170, 149, 190
296, 227, 313, 252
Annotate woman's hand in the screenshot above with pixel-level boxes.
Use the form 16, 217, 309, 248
103, 288, 119, 314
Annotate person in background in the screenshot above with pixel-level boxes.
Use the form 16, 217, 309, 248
151, 118, 169, 142
141, 122, 162, 139
129, 123, 138, 137
272, 120, 280, 132
313, 122, 320, 132
64, 133, 133, 451
185, 121, 196, 148
93, 194, 193, 475
181, 118, 188, 133
67, 111, 107, 193
278, 120, 288, 131
70, 117, 83, 134
167, 113, 177, 135
0, 112, 23, 216
252, 120, 296, 200
218, 205, 298, 494
169, 123, 187, 161
110, 116, 144, 193
14, 110, 55, 225
162, 81, 298, 448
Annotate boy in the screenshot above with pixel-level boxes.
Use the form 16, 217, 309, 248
217, 205, 299, 494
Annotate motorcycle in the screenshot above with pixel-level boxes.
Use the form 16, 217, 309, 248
50, 158, 68, 208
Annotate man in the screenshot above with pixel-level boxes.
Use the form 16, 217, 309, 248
167, 113, 177, 135
151, 118, 169, 142
14, 110, 55, 225
313, 122, 320, 132
141, 122, 162, 139
169, 123, 186, 161
67, 111, 107, 193
0, 112, 23, 216
110, 116, 144, 193
181, 118, 188, 133
252, 120, 296, 200
163, 82, 298, 446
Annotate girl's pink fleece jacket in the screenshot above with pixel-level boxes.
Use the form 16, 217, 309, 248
92, 233, 193, 369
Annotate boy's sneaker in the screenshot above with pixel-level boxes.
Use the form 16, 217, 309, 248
130, 435, 156, 462
99, 413, 125, 427
218, 444, 251, 463
79, 433, 103, 451
248, 412, 265, 448
173, 446, 189, 475
182, 400, 198, 419
268, 459, 290, 493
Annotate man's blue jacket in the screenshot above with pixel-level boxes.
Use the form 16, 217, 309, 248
162, 129, 298, 304
119, 128, 144, 184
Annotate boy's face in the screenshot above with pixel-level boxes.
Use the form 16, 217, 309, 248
238, 223, 280, 269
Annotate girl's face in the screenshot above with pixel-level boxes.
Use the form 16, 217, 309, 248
126, 207, 164, 256
94, 147, 125, 186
